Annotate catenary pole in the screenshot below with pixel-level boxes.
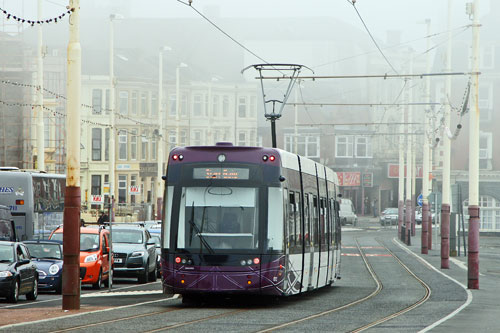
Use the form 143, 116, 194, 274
62, 0, 81, 310
421, 19, 432, 255
36, 0, 45, 171
108, 15, 116, 222
398, 81, 406, 239
405, 71, 412, 245
157, 48, 164, 221
441, 0, 453, 269
468, 0, 480, 289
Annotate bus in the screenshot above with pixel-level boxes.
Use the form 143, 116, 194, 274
160, 143, 341, 300
0, 168, 65, 240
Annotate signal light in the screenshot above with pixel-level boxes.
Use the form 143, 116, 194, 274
172, 154, 179, 160
175, 257, 181, 264
253, 258, 260, 265
15, 200, 24, 205
269, 155, 275, 162
178, 154, 184, 160
262, 155, 268, 161
247, 280, 252, 285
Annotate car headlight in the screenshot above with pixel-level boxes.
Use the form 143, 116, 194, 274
84, 254, 98, 263
49, 264, 60, 275
130, 251, 145, 258
0, 271, 13, 278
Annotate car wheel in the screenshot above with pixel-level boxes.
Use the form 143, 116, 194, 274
26, 278, 38, 300
7, 279, 19, 303
138, 265, 148, 284
93, 270, 102, 290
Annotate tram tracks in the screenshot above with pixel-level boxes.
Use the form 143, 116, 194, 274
256, 237, 431, 332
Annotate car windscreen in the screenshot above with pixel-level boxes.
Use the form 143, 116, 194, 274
112, 229, 144, 244
25, 243, 62, 260
0, 244, 14, 263
50, 233, 100, 252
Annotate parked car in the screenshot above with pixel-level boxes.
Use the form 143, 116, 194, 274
23, 240, 63, 294
49, 226, 112, 289
0, 241, 38, 303
339, 199, 358, 226
415, 207, 437, 225
0, 205, 17, 242
150, 235, 162, 278
111, 225, 157, 283
379, 208, 399, 226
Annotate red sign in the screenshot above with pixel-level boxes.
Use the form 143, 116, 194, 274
388, 164, 423, 178
338, 172, 361, 186
91, 195, 103, 203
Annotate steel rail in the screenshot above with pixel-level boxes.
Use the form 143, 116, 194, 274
349, 238, 432, 333
255, 238, 383, 333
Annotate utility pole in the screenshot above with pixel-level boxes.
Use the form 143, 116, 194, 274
409, 55, 416, 238
108, 14, 119, 222
421, 19, 432, 255
468, 0, 480, 289
62, 0, 81, 310
175, 66, 180, 147
36, 0, 45, 171
441, 0, 453, 269
398, 81, 406, 239
405, 71, 413, 245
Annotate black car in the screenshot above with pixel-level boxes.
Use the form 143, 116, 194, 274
0, 241, 38, 303
111, 225, 157, 283
23, 241, 64, 293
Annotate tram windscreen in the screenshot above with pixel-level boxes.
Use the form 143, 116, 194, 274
177, 187, 259, 251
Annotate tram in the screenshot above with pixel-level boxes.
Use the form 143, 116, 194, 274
160, 143, 341, 297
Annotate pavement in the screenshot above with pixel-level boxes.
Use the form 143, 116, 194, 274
357, 215, 500, 332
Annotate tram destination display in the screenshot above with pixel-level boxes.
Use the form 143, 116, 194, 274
193, 167, 250, 180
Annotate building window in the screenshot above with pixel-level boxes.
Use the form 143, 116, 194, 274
222, 95, 229, 117
212, 95, 219, 117
480, 132, 492, 170
151, 93, 158, 117
130, 174, 137, 205
335, 136, 354, 158
238, 96, 247, 118
118, 175, 127, 204
193, 94, 203, 116
118, 130, 127, 160
355, 136, 372, 158
238, 131, 246, 146
168, 130, 177, 152
131, 91, 138, 115
92, 128, 102, 161
192, 130, 202, 146
284, 134, 320, 158
180, 129, 187, 146
119, 91, 128, 115
250, 96, 256, 118
464, 195, 500, 231
130, 129, 138, 160
141, 93, 148, 116
181, 94, 188, 116
151, 136, 157, 160
250, 130, 256, 146
105, 128, 110, 161
105, 89, 110, 113
92, 89, 102, 114
169, 94, 176, 116
91, 175, 101, 195
141, 130, 148, 160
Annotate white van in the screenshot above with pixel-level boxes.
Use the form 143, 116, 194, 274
339, 199, 357, 226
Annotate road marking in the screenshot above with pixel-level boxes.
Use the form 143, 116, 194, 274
392, 238, 473, 333
82, 290, 163, 297
0, 295, 179, 331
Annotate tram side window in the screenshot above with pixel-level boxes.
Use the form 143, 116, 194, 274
304, 194, 310, 245
296, 193, 302, 246
288, 191, 296, 246
312, 195, 319, 246
320, 198, 326, 246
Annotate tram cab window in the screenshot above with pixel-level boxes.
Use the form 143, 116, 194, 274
312, 195, 319, 246
320, 198, 326, 246
287, 191, 296, 246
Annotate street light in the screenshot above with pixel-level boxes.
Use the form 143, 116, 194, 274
108, 13, 123, 224
157, 46, 171, 220
175, 63, 188, 147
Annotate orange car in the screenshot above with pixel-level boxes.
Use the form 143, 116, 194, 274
49, 226, 111, 289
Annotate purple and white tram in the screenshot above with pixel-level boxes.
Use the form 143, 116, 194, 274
161, 143, 341, 298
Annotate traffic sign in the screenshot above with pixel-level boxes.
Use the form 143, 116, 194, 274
129, 185, 141, 195
91, 195, 103, 203
417, 194, 423, 207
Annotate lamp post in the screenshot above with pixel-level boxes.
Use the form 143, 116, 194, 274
175, 63, 188, 147
108, 13, 123, 222
36, 0, 44, 171
157, 46, 171, 221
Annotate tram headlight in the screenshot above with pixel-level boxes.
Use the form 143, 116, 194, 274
262, 155, 269, 162
247, 259, 252, 265
240, 260, 246, 266
253, 258, 260, 265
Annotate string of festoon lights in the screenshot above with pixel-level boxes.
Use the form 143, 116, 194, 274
0, 6, 74, 26
0, 99, 169, 144
0, 79, 156, 127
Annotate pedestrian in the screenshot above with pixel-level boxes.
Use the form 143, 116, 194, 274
97, 211, 109, 225
372, 199, 378, 217
80, 218, 86, 227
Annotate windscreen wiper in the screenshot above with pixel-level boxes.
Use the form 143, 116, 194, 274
187, 201, 214, 254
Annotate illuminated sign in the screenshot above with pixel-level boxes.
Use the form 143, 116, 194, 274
193, 168, 250, 180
